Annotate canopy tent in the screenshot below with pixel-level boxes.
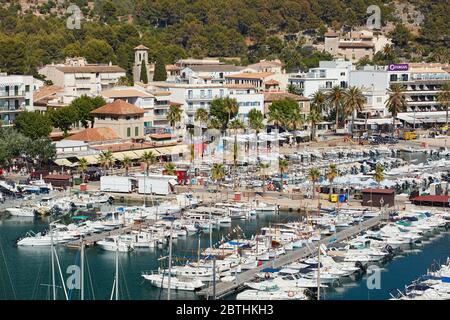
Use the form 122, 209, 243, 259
76, 155, 99, 165
54, 158, 77, 167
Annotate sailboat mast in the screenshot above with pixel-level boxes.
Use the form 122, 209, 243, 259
80, 237, 84, 300
317, 243, 321, 300
167, 220, 174, 300
50, 223, 56, 300
115, 241, 119, 300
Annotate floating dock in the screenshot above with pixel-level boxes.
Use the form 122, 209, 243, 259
197, 214, 386, 299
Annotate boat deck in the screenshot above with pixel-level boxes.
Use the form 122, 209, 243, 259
196, 214, 385, 299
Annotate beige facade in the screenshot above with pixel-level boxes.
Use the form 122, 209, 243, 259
90, 99, 145, 140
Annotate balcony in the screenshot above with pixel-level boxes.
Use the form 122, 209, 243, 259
0, 92, 26, 99
0, 106, 24, 113
186, 94, 219, 101
153, 113, 168, 120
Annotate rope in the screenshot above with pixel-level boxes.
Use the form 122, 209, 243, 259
0, 236, 17, 299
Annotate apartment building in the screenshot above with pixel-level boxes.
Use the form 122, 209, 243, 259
288, 60, 353, 98
149, 82, 264, 128
324, 29, 391, 62
180, 64, 245, 84
388, 63, 450, 126
38, 57, 126, 105
225, 72, 289, 91
0, 74, 35, 126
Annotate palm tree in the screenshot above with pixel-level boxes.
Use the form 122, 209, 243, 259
326, 164, 338, 196
211, 163, 225, 193
308, 167, 321, 200
278, 158, 289, 191
78, 157, 88, 183
167, 104, 182, 137
195, 108, 209, 158
386, 84, 407, 137
248, 108, 264, 164
98, 150, 113, 175
164, 162, 176, 176
310, 91, 327, 113
289, 106, 304, 149
307, 109, 322, 140
373, 163, 385, 188
228, 119, 244, 188
343, 86, 365, 137
258, 162, 270, 191
121, 156, 132, 176
140, 151, 156, 176
437, 81, 450, 127
326, 86, 345, 132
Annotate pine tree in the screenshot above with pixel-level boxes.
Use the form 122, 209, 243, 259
140, 60, 148, 84
153, 55, 167, 81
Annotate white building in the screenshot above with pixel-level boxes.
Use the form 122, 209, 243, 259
38, 57, 126, 105
0, 73, 35, 126
349, 66, 390, 118
288, 60, 353, 98
180, 65, 245, 84
148, 82, 264, 128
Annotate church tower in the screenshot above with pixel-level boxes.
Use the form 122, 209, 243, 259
133, 44, 150, 83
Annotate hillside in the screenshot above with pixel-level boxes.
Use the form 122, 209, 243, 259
0, 0, 448, 78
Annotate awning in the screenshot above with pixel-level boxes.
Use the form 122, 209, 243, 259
113, 151, 140, 160
77, 155, 99, 165
54, 158, 76, 167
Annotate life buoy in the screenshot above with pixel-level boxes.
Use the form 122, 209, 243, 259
288, 291, 295, 297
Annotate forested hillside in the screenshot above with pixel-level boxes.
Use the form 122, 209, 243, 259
0, 0, 448, 79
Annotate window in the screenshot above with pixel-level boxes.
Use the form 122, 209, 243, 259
390, 74, 398, 82
25, 99, 30, 106
135, 127, 139, 136
377, 97, 382, 103
187, 90, 193, 98
127, 127, 131, 137
25, 85, 30, 92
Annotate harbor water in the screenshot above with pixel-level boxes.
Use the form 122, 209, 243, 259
0, 210, 448, 300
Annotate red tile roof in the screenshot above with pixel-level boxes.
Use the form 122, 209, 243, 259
263, 91, 309, 102
90, 99, 145, 116
361, 188, 395, 194
411, 195, 450, 203
65, 128, 120, 142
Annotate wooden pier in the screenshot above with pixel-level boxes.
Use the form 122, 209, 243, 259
197, 214, 386, 299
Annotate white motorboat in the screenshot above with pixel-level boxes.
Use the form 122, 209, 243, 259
236, 288, 307, 300
97, 237, 133, 252
5, 206, 35, 217
142, 271, 204, 291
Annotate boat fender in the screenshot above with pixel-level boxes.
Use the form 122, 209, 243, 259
288, 291, 295, 297
264, 272, 270, 279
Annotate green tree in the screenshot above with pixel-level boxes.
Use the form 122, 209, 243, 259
98, 150, 114, 175
163, 162, 176, 175
326, 164, 338, 196
70, 95, 106, 128
386, 84, 407, 137
48, 107, 79, 136
194, 108, 209, 158
121, 155, 132, 176
373, 163, 385, 188
248, 108, 264, 163
310, 91, 327, 113
14, 112, 52, 139
278, 158, 289, 191
167, 104, 182, 135
25, 138, 56, 168
390, 23, 411, 48
308, 167, 321, 200
437, 82, 450, 126
78, 157, 88, 183
228, 119, 244, 187
268, 98, 298, 132
140, 150, 156, 176
326, 86, 345, 132
140, 60, 148, 83
0, 37, 28, 74
153, 55, 167, 81
211, 163, 225, 192
307, 109, 322, 140
343, 86, 365, 136
82, 38, 116, 64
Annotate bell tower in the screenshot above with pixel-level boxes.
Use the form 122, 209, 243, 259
133, 44, 150, 83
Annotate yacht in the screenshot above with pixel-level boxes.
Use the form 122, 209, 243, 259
142, 271, 204, 291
